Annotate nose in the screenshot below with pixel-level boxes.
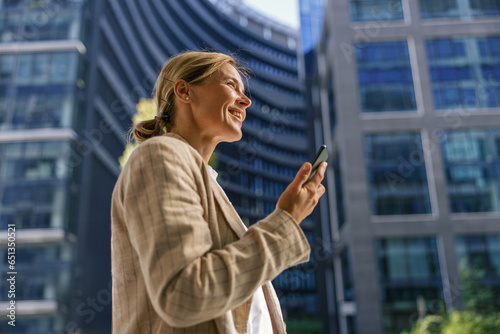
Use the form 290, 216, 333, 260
238, 92, 252, 108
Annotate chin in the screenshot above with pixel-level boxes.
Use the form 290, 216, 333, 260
223, 131, 243, 143
228, 134, 243, 143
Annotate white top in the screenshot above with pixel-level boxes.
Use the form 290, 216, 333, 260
207, 165, 273, 334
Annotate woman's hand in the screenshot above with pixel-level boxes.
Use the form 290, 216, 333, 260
277, 162, 327, 224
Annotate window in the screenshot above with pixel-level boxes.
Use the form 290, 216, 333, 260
0, 54, 14, 83
419, 0, 500, 18
0, 140, 73, 229
334, 154, 346, 228
11, 92, 71, 129
350, 0, 403, 22
426, 36, 500, 110
299, 0, 325, 53
0, 51, 80, 130
1, 212, 51, 229
2, 183, 55, 206
0, 3, 83, 42
356, 41, 417, 112
440, 129, 500, 213
376, 237, 443, 334
346, 315, 358, 334
341, 248, 355, 301
14, 51, 78, 86
364, 133, 432, 215
273, 267, 317, 292
1, 141, 71, 181
1, 245, 70, 265
16, 53, 33, 86
0, 86, 6, 128
50, 52, 76, 84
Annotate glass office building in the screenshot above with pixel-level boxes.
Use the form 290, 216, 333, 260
0, 0, 324, 332
0, 1, 88, 333
310, 0, 500, 333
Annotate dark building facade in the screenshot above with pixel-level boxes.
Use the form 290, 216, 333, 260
298, 1, 339, 333
311, 0, 500, 333
0, 0, 326, 333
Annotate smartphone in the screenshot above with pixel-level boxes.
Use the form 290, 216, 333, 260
304, 145, 328, 185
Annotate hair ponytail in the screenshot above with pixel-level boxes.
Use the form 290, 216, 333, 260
131, 115, 171, 144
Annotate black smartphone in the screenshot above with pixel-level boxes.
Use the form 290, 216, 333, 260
304, 145, 328, 185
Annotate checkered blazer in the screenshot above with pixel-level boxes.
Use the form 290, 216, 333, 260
111, 133, 311, 333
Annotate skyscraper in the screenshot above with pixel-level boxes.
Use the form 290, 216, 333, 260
0, 0, 324, 332
0, 1, 91, 332
311, 0, 500, 333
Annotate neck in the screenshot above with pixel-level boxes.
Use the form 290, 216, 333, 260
169, 127, 218, 163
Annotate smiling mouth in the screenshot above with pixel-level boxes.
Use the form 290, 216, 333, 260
229, 109, 243, 122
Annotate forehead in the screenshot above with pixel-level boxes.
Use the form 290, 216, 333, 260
216, 63, 244, 83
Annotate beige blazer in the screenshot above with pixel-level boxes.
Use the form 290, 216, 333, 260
111, 133, 311, 333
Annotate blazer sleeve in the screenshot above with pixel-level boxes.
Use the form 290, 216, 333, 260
118, 137, 311, 327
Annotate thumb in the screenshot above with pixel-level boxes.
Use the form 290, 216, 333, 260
291, 163, 311, 188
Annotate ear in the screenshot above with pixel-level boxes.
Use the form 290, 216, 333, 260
174, 79, 191, 104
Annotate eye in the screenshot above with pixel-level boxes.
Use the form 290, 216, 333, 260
227, 81, 236, 88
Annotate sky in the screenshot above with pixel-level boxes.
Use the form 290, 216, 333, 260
243, 0, 300, 29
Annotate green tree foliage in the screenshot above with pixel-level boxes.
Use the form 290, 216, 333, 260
285, 318, 322, 334
402, 258, 499, 334
443, 312, 500, 334
458, 259, 496, 314
119, 98, 156, 170
403, 311, 500, 334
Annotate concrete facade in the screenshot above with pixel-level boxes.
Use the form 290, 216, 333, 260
314, 0, 500, 333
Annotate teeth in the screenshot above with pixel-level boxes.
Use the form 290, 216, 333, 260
230, 110, 242, 121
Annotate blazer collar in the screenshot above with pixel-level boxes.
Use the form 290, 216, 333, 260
208, 176, 247, 239
164, 132, 247, 239
163, 132, 189, 144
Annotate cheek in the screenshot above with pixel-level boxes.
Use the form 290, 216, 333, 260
200, 107, 223, 126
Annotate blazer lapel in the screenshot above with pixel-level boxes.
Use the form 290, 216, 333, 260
163, 132, 247, 238
209, 177, 247, 239
262, 282, 286, 334
214, 311, 238, 334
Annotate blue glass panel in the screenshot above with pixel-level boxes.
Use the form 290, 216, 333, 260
481, 64, 500, 81
356, 41, 417, 112
334, 155, 346, 228
430, 66, 472, 82
487, 87, 500, 107
441, 129, 500, 212
341, 248, 355, 301
469, 0, 500, 16
364, 133, 432, 215
376, 237, 444, 334
426, 39, 466, 59
0, 3, 83, 42
420, 0, 500, 18
1, 213, 51, 229
426, 36, 500, 110
350, 0, 403, 21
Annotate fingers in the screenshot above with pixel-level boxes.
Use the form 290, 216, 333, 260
316, 183, 326, 200
304, 162, 327, 188
291, 162, 312, 189
277, 161, 327, 224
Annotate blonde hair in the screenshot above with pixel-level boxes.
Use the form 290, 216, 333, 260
132, 51, 246, 144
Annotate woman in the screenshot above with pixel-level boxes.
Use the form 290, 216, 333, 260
111, 51, 326, 334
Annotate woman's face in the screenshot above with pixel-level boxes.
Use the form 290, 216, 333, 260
188, 63, 251, 143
